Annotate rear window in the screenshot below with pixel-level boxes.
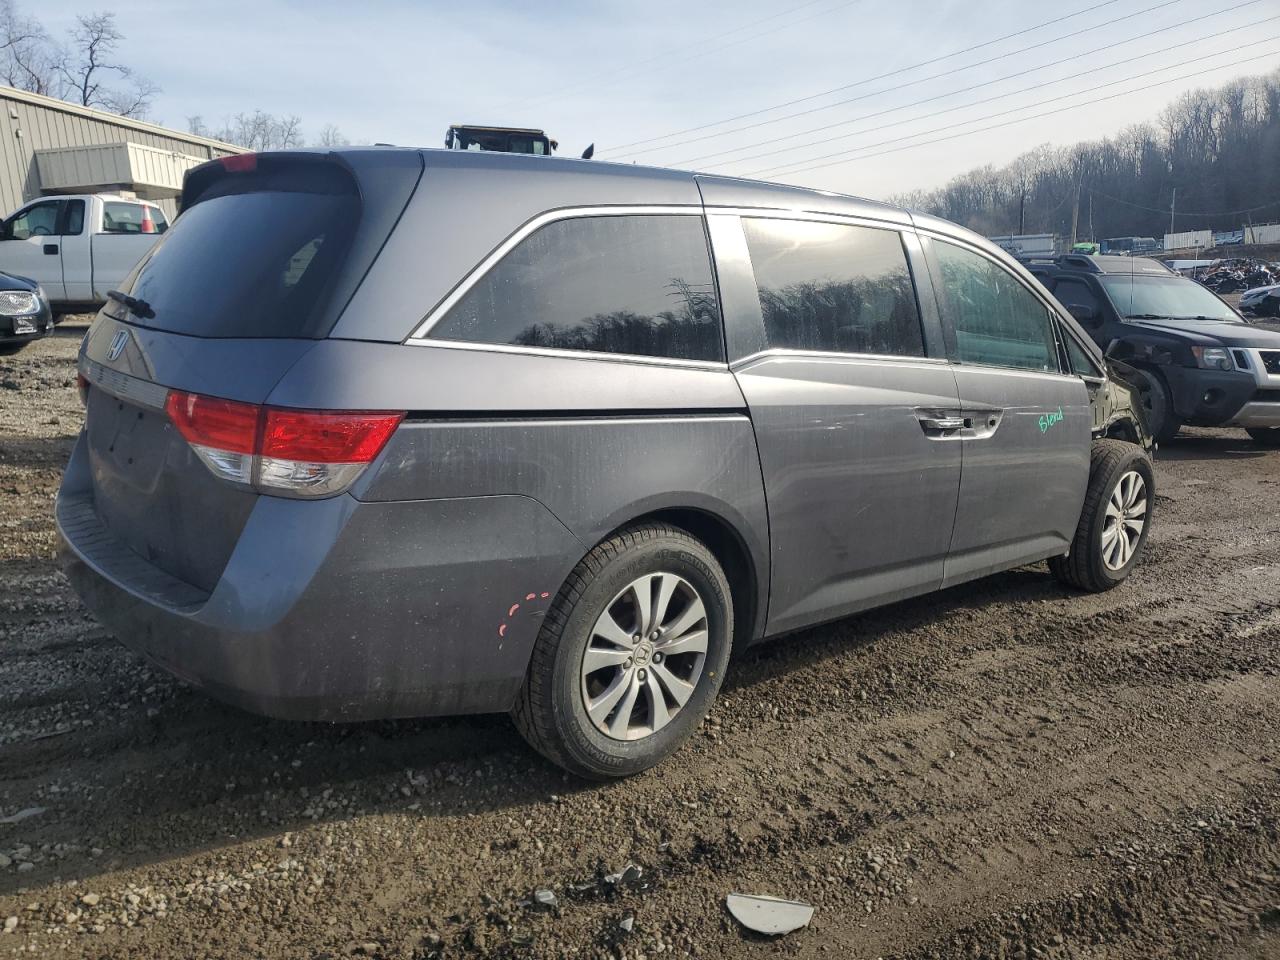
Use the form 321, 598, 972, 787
102, 202, 166, 234
125, 167, 358, 338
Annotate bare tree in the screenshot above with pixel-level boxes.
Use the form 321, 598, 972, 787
190, 110, 305, 149
314, 123, 349, 147
56, 12, 156, 118
0, 0, 60, 95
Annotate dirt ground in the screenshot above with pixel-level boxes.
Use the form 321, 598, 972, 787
0, 320, 1277, 960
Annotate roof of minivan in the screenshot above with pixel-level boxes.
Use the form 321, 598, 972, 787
328, 147, 1052, 343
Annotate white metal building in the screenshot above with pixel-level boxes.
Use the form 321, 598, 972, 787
0, 85, 244, 218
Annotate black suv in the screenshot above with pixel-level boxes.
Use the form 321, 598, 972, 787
1026, 254, 1280, 446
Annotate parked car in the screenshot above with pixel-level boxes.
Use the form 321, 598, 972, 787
1239, 282, 1280, 318
0, 193, 169, 319
1026, 254, 1280, 447
0, 271, 54, 354
59, 149, 1154, 779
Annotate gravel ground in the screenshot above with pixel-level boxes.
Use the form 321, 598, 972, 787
0, 320, 1277, 960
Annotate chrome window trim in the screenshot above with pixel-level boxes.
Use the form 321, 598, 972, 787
403, 335, 730, 371
708, 205, 912, 233
408, 204, 706, 342
730, 347, 949, 370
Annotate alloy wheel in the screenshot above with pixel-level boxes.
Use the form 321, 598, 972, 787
580, 573, 709, 741
1101, 470, 1147, 571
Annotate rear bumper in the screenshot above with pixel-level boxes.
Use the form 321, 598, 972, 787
57, 433, 584, 721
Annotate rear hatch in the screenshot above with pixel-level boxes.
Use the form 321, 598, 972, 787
79, 150, 422, 592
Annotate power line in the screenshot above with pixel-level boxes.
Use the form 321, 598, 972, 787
672, 8, 1275, 169
606, 0, 1144, 155
504, 0, 862, 114
1088, 187, 1280, 217
752, 48, 1280, 179
752, 39, 1277, 178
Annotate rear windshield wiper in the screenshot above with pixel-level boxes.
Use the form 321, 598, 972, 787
106, 289, 155, 320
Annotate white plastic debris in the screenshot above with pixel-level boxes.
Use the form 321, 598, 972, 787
0, 807, 47, 825
726, 893, 814, 935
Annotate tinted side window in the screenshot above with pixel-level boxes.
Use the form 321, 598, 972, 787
741, 218, 923, 357
933, 241, 1059, 372
1053, 278, 1102, 316
432, 215, 723, 362
1064, 332, 1103, 378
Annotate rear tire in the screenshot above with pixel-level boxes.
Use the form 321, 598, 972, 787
1050, 440, 1154, 593
513, 522, 733, 780
1247, 427, 1280, 448
1131, 368, 1180, 443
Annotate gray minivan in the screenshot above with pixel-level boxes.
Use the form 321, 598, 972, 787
58, 149, 1153, 778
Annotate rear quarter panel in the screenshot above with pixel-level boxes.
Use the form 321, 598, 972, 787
267, 341, 773, 642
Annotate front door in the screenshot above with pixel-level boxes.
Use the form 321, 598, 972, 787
0, 199, 66, 300
716, 214, 963, 636
923, 237, 1091, 586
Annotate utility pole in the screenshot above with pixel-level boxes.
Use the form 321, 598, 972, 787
1169, 186, 1177, 237
1070, 179, 1081, 247
1088, 192, 1094, 242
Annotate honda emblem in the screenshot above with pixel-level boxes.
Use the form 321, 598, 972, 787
107, 328, 129, 362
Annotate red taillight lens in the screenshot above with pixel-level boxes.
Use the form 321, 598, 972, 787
76, 372, 90, 407
261, 409, 404, 464
220, 153, 258, 173
165, 390, 260, 455
164, 389, 404, 498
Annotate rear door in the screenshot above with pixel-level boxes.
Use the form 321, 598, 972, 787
709, 212, 962, 636
921, 235, 1090, 586
0, 199, 67, 298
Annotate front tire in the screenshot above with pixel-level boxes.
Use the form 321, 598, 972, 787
513, 522, 733, 779
1050, 440, 1154, 593
1131, 368, 1180, 443
1247, 427, 1280, 448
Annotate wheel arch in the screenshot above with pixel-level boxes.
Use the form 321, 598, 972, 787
597, 501, 768, 649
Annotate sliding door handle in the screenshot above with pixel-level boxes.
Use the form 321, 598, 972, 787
918, 415, 966, 431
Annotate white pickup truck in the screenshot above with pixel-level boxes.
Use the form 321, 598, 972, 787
0, 193, 169, 317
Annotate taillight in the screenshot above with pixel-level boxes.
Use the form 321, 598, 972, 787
164, 389, 403, 498
76, 372, 90, 407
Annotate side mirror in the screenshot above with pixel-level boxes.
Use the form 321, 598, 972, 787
1067, 303, 1100, 326
0, 219, 10, 241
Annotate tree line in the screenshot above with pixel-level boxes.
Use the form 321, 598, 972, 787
0, 0, 347, 148
890, 69, 1280, 242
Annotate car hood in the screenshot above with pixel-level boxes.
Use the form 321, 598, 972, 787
1125, 316, 1280, 347
0, 271, 38, 293
1241, 283, 1280, 299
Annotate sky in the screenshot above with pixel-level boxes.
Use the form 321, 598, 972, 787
35, 0, 1280, 202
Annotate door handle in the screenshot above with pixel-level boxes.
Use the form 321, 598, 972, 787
918, 416, 966, 432
43, 243, 58, 255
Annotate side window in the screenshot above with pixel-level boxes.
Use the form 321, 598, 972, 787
932, 240, 1059, 372
1063, 331, 1103, 378
7, 201, 62, 240
64, 199, 85, 236
740, 217, 924, 357
1053, 278, 1102, 317
150, 207, 170, 234
431, 214, 723, 362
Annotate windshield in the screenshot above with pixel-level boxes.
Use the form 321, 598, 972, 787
1099, 274, 1236, 321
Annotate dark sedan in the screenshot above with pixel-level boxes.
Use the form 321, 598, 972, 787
0, 271, 54, 354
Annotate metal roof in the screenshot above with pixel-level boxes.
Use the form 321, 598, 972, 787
0, 85, 246, 155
